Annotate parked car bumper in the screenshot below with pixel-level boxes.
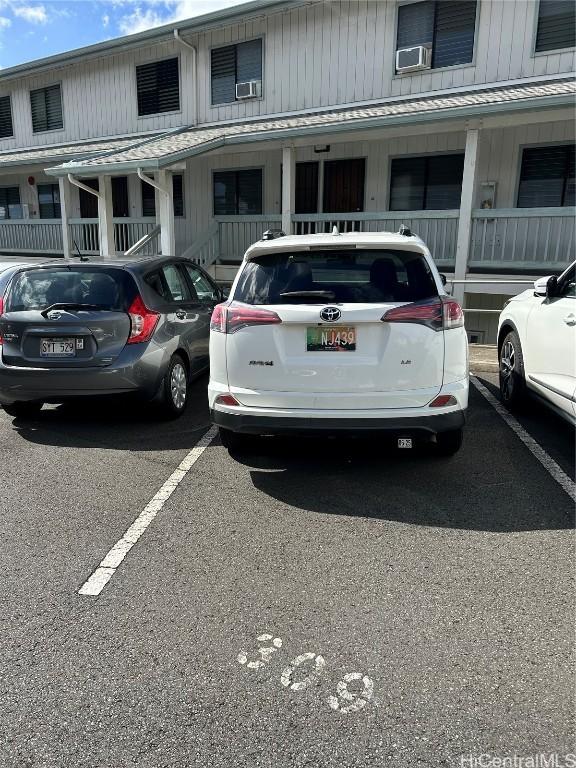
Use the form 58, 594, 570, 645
0, 342, 169, 404
210, 378, 468, 437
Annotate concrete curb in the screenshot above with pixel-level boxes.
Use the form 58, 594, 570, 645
469, 344, 498, 374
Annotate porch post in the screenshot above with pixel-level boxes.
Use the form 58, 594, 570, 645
157, 169, 175, 256
98, 174, 115, 257
58, 176, 72, 259
454, 128, 480, 304
281, 145, 295, 235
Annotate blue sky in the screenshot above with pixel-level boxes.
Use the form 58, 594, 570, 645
0, 0, 246, 68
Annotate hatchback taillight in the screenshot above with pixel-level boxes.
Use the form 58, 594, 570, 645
381, 297, 463, 331
127, 295, 160, 344
210, 302, 282, 334
0, 295, 3, 345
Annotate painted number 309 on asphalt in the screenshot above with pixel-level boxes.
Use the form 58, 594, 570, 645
237, 633, 374, 714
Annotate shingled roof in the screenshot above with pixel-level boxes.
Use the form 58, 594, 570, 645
47, 77, 576, 176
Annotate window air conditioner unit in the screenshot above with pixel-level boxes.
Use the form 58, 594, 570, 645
235, 80, 261, 99
396, 45, 432, 74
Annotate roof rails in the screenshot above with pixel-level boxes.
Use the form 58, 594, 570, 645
398, 224, 413, 237
261, 229, 285, 241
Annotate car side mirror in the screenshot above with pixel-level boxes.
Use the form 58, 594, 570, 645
533, 276, 552, 297
546, 275, 559, 299
220, 287, 229, 301
439, 273, 447, 286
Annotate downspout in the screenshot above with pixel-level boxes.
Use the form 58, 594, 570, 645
137, 168, 167, 195
67, 173, 101, 198
174, 28, 198, 126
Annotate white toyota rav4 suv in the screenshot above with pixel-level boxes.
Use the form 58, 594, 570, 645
209, 229, 468, 455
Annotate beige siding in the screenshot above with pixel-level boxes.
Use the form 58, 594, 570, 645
0, 1, 573, 153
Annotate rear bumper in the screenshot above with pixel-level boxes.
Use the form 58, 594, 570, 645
0, 343, 169, 404
211, 407, 466, 436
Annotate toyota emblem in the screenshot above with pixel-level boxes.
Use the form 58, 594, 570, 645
320, 306, 341, 322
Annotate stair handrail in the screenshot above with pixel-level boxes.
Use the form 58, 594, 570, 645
124, 225, 161, 257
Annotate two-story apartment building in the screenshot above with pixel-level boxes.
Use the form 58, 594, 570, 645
0, 0, 574, 341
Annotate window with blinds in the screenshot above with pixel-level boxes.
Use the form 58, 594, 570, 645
396, 1, 476, 70
0, 186, 22, 219
390, 154, 465, 211
141, 175, 185, 217
136, 57, 180, 116
535, 0, 576, 52
211, 39, 262, 104
518, 145, 575, 208
30, 84, 63, 133
213, 169, 262, 215
0, 95, 13, 138
37, 183, 61, 219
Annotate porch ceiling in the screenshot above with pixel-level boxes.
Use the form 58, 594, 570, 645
0, 133, 158, 170
46, 77, 576, 177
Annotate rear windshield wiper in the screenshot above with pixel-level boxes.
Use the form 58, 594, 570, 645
279, 290, 336, 300
40, 303, 103, 318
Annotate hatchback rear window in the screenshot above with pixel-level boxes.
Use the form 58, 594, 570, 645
6, 267, 136, 312
233, 249, 438, 305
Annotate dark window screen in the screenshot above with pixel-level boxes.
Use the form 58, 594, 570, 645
390, 154, 464, 210
518, 145, 575, 208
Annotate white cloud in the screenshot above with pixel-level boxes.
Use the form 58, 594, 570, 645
12, 3, 48, 24
117, 0, 246, 36
102, 12, 110, 27
0, 15, 10, 27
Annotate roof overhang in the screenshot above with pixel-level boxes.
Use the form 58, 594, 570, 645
46, 82, 576, 178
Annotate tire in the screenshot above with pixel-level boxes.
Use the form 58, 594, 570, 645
499, 330, 526, 409
158, 354, 189, 419
435, 428, 463, 456
219, 427, 257, 454
2, 401, 43, 419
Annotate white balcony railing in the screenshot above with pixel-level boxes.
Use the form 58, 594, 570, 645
0, 219, 63, 254
69, 218, 159, 256
216, 215, 282, 261
470, 208, 575, 270
292, 211, 459, 267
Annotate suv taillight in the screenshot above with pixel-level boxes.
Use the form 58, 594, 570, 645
127, 295, 160, 344
0, 295, 3, 345
442, 298, 464, 329
381, 297, 463, 331
210, 302, 282, 334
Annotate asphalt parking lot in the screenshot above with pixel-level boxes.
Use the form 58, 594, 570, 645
0, 373, 574, 768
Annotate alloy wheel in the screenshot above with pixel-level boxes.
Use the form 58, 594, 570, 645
170, 362, 187, 410
500, 340, 516, 401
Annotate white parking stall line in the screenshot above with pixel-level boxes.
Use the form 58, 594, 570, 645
471, 376, 576, 504
78, 425, 219, 597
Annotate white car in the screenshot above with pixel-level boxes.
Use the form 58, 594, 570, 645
498, 261, 576, 424
209, 229, 469, 455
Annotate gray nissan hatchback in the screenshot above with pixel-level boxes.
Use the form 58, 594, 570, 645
0, 256, 223, 419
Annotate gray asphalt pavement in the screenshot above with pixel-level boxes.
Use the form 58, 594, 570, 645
0, 373, 574, 768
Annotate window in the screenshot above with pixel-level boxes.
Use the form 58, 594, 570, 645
141, 175, 184, 217
0, 95, 13, 138
558, 265, 575, 298
145, 265, 191, 302
517, 145, 575, 208
136, 57, 180, 116
213, 169, 262, 215
6, 268, 134, 312
396, 0, 477, 70
183, 264, 220, 303
37, 183, 61, 219
233, 250, 438, 305
211, 39, 262, 104
0, 186, 22, 219
30, 84, 63, 132
535, 0, 576, 52
390, 154, 464, 210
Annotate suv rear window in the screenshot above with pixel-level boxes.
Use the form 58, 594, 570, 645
6, 267, 135, 312
233, 249, 438, 305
